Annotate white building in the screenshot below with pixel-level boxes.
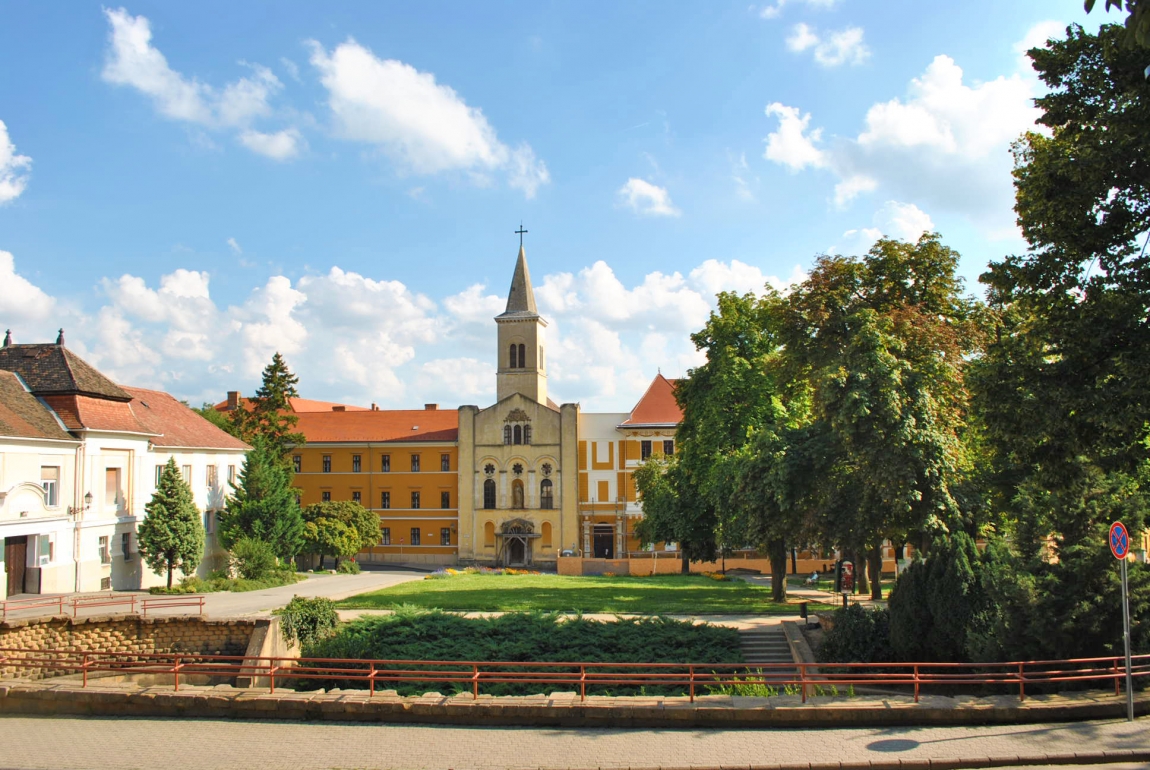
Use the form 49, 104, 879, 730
0, 332, 248, 596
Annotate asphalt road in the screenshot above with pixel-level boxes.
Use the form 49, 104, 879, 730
199, 567, 425, 617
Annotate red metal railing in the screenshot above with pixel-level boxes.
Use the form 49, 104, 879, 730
0, 594, 204, 621
0, 647, 1146, 703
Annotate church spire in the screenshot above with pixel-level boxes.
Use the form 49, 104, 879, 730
501, 244, 538, 316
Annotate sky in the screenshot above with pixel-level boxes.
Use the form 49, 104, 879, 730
0, 1, 1111, 412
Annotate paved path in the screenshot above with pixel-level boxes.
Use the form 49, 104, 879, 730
0, 715, 1143, 769
200, 568, 424, 618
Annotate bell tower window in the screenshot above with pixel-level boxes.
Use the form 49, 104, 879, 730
509, 344, 518, 368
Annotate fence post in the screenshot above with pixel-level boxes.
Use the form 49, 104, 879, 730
1018, 661, 1025, 702
269, 664, 277, 694
689, 664, 695, 703
1115, 658, 1121, 697
800, 663, 807, 703
473, 664, 479, 700
82, 653, 89, 688
173, 654, 180, 692
369, 663, 375, 697
580, 665, 586, 702
914, 665, 920, 703
132, 594, 138, 616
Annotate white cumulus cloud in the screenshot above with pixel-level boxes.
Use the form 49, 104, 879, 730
616, 178, 681, 217
829, 200, 935, 255
0, 121, 32, 204
759, 0, 841, 20
308, 39, 549, 198
786, 24, 870, 67
101, 8, 300, 160
763, 28, 1044, 232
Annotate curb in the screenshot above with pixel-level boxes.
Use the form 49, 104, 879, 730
554, 755, 1150, 769
1, 681, 1147, 729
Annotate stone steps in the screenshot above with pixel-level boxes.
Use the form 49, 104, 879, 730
739, 627, 796, 669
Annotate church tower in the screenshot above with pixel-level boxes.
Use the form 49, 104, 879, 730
495, 245, 548, 405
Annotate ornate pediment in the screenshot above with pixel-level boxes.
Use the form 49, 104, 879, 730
504, 408, 530, 423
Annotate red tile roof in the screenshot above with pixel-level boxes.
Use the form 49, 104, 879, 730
295, 408, 459, 443
0, 372, 75, 441
620, 374, 683, 426
41, 394, 151, 434
213, 396, 369, 413
125, 387, 250, 450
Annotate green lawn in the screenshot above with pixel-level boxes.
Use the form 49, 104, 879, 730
337, 573, 832, 614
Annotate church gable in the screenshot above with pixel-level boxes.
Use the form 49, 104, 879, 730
474, 392, 561, 447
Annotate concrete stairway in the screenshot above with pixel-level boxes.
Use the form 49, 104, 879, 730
739, 626, 797, 674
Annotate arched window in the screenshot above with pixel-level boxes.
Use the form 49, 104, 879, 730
523, 425, 532, 445
483, 479, 497, 509
540, 478, 554, 510
518, 343, 526, 368
509, 343, 518, 368
511, 479, 525, 509
542, 521, 552, 548
503, 425, 512, 445
513, 424, 523, 445
484, 521, 496, 547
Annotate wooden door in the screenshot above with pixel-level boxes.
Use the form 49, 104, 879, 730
5, 536, 27, 596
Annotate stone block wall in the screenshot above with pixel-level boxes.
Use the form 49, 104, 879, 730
0, 615, 256, 680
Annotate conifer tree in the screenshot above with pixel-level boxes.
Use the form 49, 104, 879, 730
138, 457, 205, 589
219, 437, 304, 561
231, 352, 306, 463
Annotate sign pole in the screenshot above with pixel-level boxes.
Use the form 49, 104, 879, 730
1121, 556, 1134, 722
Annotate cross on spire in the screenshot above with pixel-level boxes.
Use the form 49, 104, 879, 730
515, 223, 528, 248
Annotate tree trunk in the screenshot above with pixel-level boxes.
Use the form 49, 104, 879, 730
681, 553, 690, 574
767, 539, 787, 602
868, 544, 883, 601
853, 549, 869, 596
790, 547, 798, 575
166, 561, 173, 590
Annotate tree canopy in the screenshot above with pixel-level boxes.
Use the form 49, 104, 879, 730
301, 500, 382, 567
138, 457, 205, 589
219, 437, 304, 561
231, 352, 306, 463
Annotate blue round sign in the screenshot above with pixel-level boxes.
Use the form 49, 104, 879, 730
1110, 521, 1130, 560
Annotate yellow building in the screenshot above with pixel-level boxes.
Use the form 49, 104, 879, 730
263, 244, 683, 568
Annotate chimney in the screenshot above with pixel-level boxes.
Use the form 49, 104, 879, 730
424, 403, 438, 411
227, 391, 241, 410
371, 403, 377, 411
332, 405, 346, 412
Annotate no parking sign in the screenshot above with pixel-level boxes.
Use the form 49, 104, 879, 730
1111, 521, 1134, 722
1110, 521, 1130, 560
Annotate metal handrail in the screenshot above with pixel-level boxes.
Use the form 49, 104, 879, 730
0, 593, 204, 621
0, 646, 1145, 704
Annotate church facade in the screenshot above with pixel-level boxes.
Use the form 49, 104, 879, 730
273, 242, 684, 569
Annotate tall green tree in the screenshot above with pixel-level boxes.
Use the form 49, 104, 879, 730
972, 23, 1150, 659
1084, 0, 1150, 47
231, 352, 306, 463
781, 236, 985, 599
138, 457, 205, 589
219, 437, 304, 561
301, 500, 382, 568
634, 455, 710, 573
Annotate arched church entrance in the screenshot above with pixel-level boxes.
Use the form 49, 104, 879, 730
498, 518, 539, 567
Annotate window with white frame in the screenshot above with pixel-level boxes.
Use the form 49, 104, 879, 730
181, 465, 192, 484
105, 468, 122, 508
98, 536, 111, 564
40, 467, 59, 507
37, 534, 53, 565
227, 465, 236, 485
155, 464, 164, 487
206, 464, 218, 489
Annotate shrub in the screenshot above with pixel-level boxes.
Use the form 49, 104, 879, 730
231, 536, 278, 580
278, 596, 339, 648
817, 604, 893, 664
336, 559, 361, 574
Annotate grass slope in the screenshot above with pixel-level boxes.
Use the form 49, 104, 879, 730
301, 608, 744, 696
337, 573, 830, 614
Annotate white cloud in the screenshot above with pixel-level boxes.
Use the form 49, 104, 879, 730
762, 31, 1043, 232
239, 128, 304, 160
227, 238, 242, 255
763, 103, 826, 172
617, 178, 681, 217
786, 23, 869, 67
0, 250, 54, 320
308, 39, 549, 198
829, 200, 935, 255
731, 152, 758, 202
101, 8, 300, 159
0, 120, 31, 204
0, 247, 809, 412
759, 0, 840, 20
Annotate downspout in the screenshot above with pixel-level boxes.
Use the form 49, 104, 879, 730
73, 440, 85, 593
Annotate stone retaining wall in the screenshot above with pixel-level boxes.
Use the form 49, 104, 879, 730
0, 615, 256, 680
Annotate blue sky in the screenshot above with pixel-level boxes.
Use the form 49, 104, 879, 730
0, 1, 1106, 411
